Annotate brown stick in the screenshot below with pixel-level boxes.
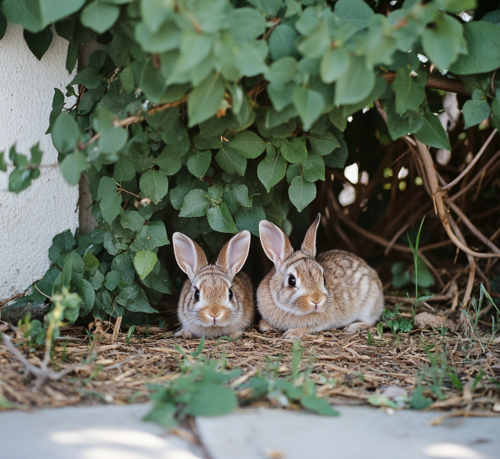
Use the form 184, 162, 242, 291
450, 149, 500, 202
440, 129, 497, 192
415, 139, 500, 259
446, 200, 500, 254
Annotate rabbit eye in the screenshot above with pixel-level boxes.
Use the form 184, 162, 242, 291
288, 275, 296, 287
228, 288, 233, 300
194, 288, 200, 301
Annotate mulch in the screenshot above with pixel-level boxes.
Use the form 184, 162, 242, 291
1, 310, 499, 417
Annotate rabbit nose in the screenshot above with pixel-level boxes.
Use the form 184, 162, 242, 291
207, 306, 223, 323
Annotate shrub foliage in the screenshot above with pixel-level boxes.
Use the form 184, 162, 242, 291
1, 0, 499, 323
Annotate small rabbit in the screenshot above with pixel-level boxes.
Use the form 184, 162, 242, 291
172, 230, 254, 339
257, 214, 384, 339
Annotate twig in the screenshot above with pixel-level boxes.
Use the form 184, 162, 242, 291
112, 316, 123, 343
79, 96, 188, 150
440, 129, 497, 192
2, 334, 78, 388
415, 139, 500, 259
446, 200, 500, 254
450, 149, 500, 202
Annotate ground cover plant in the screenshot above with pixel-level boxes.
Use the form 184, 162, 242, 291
1, 0, 500, 426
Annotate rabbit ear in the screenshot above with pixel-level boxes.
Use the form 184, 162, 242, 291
217, 230, 251, 280
259, 220, 293, 269
301, 213, 321, 256
172, 232, 208, 282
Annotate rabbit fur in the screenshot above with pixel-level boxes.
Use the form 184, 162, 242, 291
257, 214, 384, 339
172, 230, 254, 339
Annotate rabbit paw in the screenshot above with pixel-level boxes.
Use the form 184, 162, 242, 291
283, 328, 308, 340
229, 331, 242, 340
174, 329, 195, 339
259, 320, 273, 333
345, 322, 372, 333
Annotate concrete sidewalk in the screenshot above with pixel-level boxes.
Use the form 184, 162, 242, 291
0, 403, 499, 459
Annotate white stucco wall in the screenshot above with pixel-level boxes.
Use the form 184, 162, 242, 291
0, 24, 79, 301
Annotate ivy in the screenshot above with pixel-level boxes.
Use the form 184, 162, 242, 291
2, 0, 500, 324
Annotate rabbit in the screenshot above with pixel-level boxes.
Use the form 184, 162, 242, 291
172, 230, 254, 339
257, 214, 384, 340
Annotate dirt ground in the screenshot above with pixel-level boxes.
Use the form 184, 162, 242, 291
1, 304, 499, 418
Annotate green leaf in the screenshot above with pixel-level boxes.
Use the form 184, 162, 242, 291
121, 210, 145, 233
143, 403, 177, 428
422, 13, 465, 71
233, 184, 252, 207
392, 67, 426, 115
309, 132, 340, 156
335, 0, 374, 31
155, 148, 183, 176
134, 251, 158, 280
265, 57, 298, 85
215, 145, 247, 176
235, 205, 265, 236
139, 170, 169, 204
52, 112, 80, 152
449, 22, 500, 75
60, 152, 89, 186
39, 0, 86, 25
415, 111, 451, 150
135, 21, 181, 53
391, 262, 412, 288
207, 203, 238, 233
187, 150, 212, 178
298, 19, 329, 59
83, 252, 99, 276
410, 386, 433, 410
131, 221, 170, 251
0, 5, 7, 40
0, 152, 6, 172
301, 395, 339, 416
187, 383, 237, 416
188, 73, 225, 127
114, 157, 136, 182
230, 8, 266, 41
23, 27, 52, 60
72, 66, 104, 90
180, 189, 210, 217
302, 154, 325, 182
335, 57, 375, 106
81, 1, 120, 34
73, 277, 95, 316
289, 176, 316, 212
258, 150, 287, 192
98, 126, 128, 155
462, 100, 491, 129
385, 99, 424, 140
281, 137, 307, 163
293, 86, 324, 131
100, 193, 122, 225
269, 24, 297, 60
228, 131, 266, 159
320, 47, 349, 84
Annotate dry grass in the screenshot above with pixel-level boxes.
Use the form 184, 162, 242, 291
1, 314, 499, 416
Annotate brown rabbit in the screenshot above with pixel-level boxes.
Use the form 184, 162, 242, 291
172, 230, 254, 339
257, 214, 384, 339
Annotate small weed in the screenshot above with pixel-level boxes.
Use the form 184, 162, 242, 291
379, 305, 412, 343
462, 284, 500, 352
126, 325, 135, 345
145, 340, 339, 428
410, 341, 464, 409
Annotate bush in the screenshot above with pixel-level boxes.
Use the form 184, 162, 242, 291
1, 0, 500, 324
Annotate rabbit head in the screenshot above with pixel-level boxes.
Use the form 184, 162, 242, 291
259, 214, 329, 316
172, 230, 252, 332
